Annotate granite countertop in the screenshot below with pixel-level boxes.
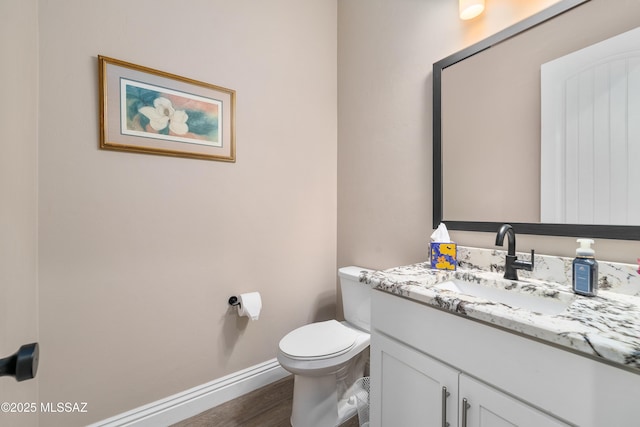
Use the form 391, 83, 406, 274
362, 247, 640, 373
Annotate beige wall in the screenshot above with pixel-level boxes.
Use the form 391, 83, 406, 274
337, 0, 639, 272
37, 0, 337, 425
338, 0, 557, 271
0, 0, 39, 426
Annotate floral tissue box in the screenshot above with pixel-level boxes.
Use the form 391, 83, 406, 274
430, 242, 457, 270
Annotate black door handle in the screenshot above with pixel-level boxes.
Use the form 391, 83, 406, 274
0, 343, 39, 381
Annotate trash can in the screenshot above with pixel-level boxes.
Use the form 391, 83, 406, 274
353, 376, 370, 427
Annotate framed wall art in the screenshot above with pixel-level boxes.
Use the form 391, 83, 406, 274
98, 55, 236, 162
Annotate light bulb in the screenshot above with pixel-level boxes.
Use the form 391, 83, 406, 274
459, 0, 485, 20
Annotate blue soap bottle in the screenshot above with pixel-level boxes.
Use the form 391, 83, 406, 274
572, 239, 598, 297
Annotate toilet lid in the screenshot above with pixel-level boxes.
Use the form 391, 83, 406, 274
279, 320, 357, 359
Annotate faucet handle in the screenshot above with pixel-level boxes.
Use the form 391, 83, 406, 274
512, 249, 535, 274
522, 249, 535, 272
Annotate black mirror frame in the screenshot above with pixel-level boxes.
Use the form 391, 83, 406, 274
432, 0, 640, 240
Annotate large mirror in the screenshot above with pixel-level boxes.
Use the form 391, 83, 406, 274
433, 0, 640, 240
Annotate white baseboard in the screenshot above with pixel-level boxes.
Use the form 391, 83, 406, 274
89, 359, 289, 427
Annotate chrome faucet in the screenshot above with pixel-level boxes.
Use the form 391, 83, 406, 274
495, 224, 534, 281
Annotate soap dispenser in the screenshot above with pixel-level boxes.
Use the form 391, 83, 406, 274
572, 239, 598, 297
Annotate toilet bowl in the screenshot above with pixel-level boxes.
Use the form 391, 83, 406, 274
277, 266, 374, 427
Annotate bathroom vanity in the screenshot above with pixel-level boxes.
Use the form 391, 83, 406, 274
364, 247, 640, 427
397, 0, 640, 424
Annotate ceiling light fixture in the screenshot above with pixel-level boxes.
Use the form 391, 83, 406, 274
459, 0, 485, 20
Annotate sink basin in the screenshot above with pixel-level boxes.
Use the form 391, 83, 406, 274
434, 279, 574, 315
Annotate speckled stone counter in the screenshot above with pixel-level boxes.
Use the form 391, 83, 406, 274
362, 246, 640, 373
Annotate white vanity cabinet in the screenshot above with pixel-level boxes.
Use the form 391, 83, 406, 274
371, 332, 566, 427
370, 290, 640, 427
458, 374, 567, 427
372, 332, 459, 426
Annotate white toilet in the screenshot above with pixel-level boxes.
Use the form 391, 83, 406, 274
277, 266, 374, 427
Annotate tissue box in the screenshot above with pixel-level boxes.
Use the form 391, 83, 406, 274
430, 243, 457, 270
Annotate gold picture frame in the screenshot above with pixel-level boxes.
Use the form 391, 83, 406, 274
98, 55, 236, 162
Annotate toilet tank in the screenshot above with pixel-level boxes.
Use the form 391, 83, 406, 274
338, 266, 375, 332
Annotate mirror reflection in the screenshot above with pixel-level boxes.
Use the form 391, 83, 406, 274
434, 0, 640, 239
540, 26, 640, 226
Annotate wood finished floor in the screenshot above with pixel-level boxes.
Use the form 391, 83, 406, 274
171, 375, 360, 427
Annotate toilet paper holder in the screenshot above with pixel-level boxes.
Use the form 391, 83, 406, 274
228, 293, 262, 320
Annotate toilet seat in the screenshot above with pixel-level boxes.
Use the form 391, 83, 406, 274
279, 320, 358, 360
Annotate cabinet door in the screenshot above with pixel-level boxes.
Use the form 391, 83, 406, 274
370, 332, 459, 427
459, 374, 569, 427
